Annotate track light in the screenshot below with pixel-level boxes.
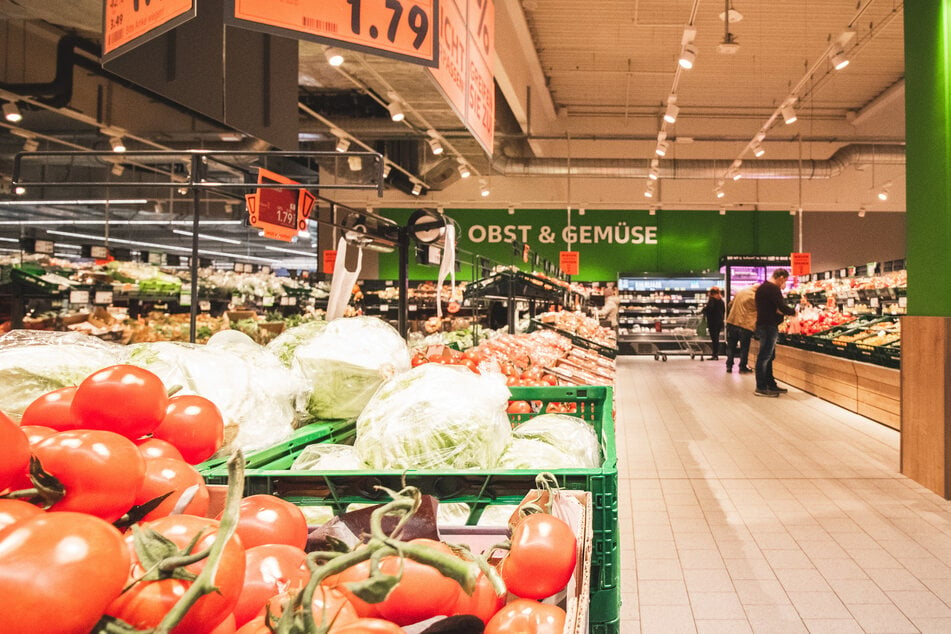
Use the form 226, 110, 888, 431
715, 186, 725, 199
348, 155, 363, 171
111, 163, 124, 176
14, 185, 26, 196
877, 181, 892, 201
648, 168, 659, 181
335, 136, 351, 153
781, 103, 798, 125
426, 136, 444, 155
649, 206, 657, 216
858, 207, 866, 218
411, 182, 423, 196
644, 181, 655, 198
3, 102, 22, 123
386, 100, 405, 122
457, 162, 471, 178
21, 138, 39, 153
479, 179, 490, 197
751, 141, 765, 158
382, 163, 392, 178
655, 140, 669, 157
831, 49, 850, 71
679, 44, 697, 70
324, 47, 345, 66
109, 136, 126, 153
789, 206, 798, 216
663, 101, 680, 124
719, 207, 727, 215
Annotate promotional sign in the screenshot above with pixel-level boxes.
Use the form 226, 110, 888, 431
103, 0, 196, 62
227, 0, 438, 67
323, 250, 338, 274
246, 168, 316, 242
791, 252, 812, 276
560, 251, 580, 276
428, 0, 494, 156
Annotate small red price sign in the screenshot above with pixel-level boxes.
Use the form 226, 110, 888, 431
323, 250, 338, 274
229, 0, 438, 67
791, 252, 812, 276
246, 169, 315, 243
103, 0, 196, 61
560, 251, 579, 276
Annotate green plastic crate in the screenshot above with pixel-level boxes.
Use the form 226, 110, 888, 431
589, 616, 621, 634
203, 385, 619, 595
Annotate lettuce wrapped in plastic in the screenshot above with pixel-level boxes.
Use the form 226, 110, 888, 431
509, 413, 602, 467
286, 316, 411, 421
290, 443, 363, 471
266, 320, 328, 367
0, 330, 121, 420
354, 363, 512, 470
125, 339, 309, 455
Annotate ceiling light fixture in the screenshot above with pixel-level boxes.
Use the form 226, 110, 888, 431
335, 136, 351, 153
655, 140, 669, 157
479, 179, 490, 197
858, 207, 866, 218
678, 44, 698, 70
111, 163, 124, 176
386, 99, 405, 122
324, 47, 345, 66
643, 181, 655, 198
751, 141, 765, 158
171, 229, 243, 245
348, 155, 363, 171
109, 136, 126, 153
789, 206, 798, 216
831, 49, 850, 71
648, 167, 659, 181
3, 102, 22, 123
426, 136, 444, 155
411, 182, 423, 196
663, 100, 680, 125
382, 163, 392, 178
715, 186, 725, 199
21, 138, 39, 153
719, 207, 727, 215
781, 103, 798, 125
877, 181, 892, 201
731, 159, 743, 180
649, 206, 657, 215
14, 186, 27, 195
0, 198, 150, 207
457, 162, 471, 178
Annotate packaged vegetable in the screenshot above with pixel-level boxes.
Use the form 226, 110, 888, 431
510, 412, 602, 467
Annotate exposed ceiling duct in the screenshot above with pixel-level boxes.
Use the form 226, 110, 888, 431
491, 144, 904, 180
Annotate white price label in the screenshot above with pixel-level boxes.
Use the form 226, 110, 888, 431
69, 290, 90, 305
380, 304, 389, 312
280, 296, 290, 306
179, 293, 192, 306
288, 297, 297, 306
261, 266, 271, 275
847, 298, 855, 307
199, 301, 211, 312
263, 296, 275, 307
409, 304, 418, 311
898, 296, 907, 307
94, 291, 114, 305
870, 297, 880, 308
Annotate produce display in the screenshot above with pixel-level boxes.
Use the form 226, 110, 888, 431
781, 306, 855, 336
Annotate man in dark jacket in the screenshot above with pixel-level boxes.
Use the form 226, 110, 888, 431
753, 269, 796, 397
701, 287, 725, 360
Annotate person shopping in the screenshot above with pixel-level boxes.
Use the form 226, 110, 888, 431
701, 287, 725, 360
754, 269, 796, 397
724, 283, 759, 373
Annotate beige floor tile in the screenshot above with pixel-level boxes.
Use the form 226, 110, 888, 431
884, 589, 951, 618
774, 568, 833, 593
683, 568, 735, 593
689, 591, 746, 620
744, 604, 808, 633
847, 603, 919, 633
695, 620, 754, 634
678, 548, 726, 570
799, 619, 865, 633
635, 539, 679, 559
910, 616, 951, 634
810, 557, 870, 580
865, 566, 930, 592
636, 557, 686, 581
786, 590, 852, 619
827, 578, 890, 604
762, 548, 815, 569
639, 605, 698, 633
724, 557, 777, 581
733, 578, 791, 605
638, 579, 689, 606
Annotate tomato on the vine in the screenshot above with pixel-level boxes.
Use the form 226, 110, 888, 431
254, 586, 359, 630
0, 499, 43, 538
153, 394, 225, 464
71, 364, 168, 439
376, 538, 462, 626
0, 511, 130, 634
0, 410, 29, 493
133, 456, 210, 521
32, 429, 146, 523
20, 385, 80, 431
234, 543, 310, 627
331, 618, 407, 633
500, 513, 577, 600
136, 436, 186, 462
18, 424, 56, 445
484, 599, 566, 634
222, 494, 309, 550
322, 557, 382, 619
450, 568, 505, 623
106, 515, 246, 634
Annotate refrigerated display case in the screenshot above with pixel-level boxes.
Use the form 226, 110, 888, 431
719, 255, 793, 301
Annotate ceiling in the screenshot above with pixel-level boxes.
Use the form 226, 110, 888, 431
0, 0, 906, 267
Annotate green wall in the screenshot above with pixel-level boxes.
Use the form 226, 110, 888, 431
904, 1, 951, 316
377, 208, 793, 281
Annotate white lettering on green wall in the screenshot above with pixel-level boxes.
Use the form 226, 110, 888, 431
468, 225, 532, 243
467, 223, 657, 245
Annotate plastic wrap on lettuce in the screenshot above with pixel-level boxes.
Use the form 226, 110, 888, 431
290, 443, 363, 471
509, 413, 602, 468
289, 316, 411, 421
354, 363, 511, 470
0, 330, 122, 420
125, 339, 309, 455
265, 320, 328, 367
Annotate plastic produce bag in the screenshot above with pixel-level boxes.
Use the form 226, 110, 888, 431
511, 413, 602, 467
496, 438, 588, 469
290, 443, 363, 471
0, 330, 122, 420
125, 340, 308, 455
354, 363, 512, 470
266, 320, 328, 367
288, 316, 411, 421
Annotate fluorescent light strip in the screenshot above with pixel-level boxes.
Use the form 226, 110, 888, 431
46, 229, 277, 265
264, 245, 318, 256
172, 229, 243, 245
0, 247, 20, 253
0, 237, 19, 243
0, 199, 149, 206
0, 219, 243, 226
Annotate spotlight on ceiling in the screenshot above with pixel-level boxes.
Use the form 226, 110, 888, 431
663, 100, 680, 124
3, 102, 22, 123
655, 140, 669, 157
789, 206, 798, 216
479, 179, 490, 197
21, 138, 39, 153
877, 181, 892, 201
411, 182, 423, 196
781, 103, 798, 125
715, 187, 725, 199
109, 136, 127, 153
111, 163, 125, 176
335, 136, 351, 153
386, 99, 405, 122
751, 141, 765, 158
426, 136, 444, 155
858, 207, 866, 218
678, 43, 698, 70
831, 49, 850, 71
324, 47, 345, 67
649, 206, 657, 215
457, 162, 471, 178
348, 155, 363, 171
382, 163, 392, 178
719, 207, 727, 215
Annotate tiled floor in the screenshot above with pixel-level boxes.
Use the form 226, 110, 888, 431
614, 355, 951, 633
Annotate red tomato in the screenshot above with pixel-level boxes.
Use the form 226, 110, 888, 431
32, 429, 146, 523
257, 587, 359, 629
20, 386, 80, 430
71, 364, 168, 439
322, 557, 382, 618
0, 511, 130, 634
484, 599, 566, 634
133, 456, 210, 521
221, 494, 309, 550
106, 515, 246, 634
506, 401, 532, 414
331, 618, 407, 633
209, 613, 237, 634
376, 538, 462, 626
500, 514, 577, 600
153, 394, 225, 464
18, 424, 56, 445
541, 374, 558, 386
136, 436, 186, 462
0, 410, 29, 493
0, 499, 43, 538
450, 569, 505, 624
234, 544, 310, 626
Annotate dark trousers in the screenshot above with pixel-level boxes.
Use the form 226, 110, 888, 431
709, 326, 722, 358
755, 324, 780, 391
725, 324, 753, 369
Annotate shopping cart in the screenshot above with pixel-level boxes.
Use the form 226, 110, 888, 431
651, 315, 710, 361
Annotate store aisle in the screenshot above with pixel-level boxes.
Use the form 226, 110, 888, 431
614, 356, 951, 634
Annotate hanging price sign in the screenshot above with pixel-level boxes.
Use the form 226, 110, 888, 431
103, 0, 197, 62
323, 250, 338, 274
560, 251, 579, 276
790, 252, 812, 276
227, 0, 438, 67
246, 168, 316, 243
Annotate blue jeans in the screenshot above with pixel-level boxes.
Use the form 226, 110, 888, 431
755, 324, 779, 391
725, 325, 753, 368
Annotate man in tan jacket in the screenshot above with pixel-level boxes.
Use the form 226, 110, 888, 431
724, 283, 759, 373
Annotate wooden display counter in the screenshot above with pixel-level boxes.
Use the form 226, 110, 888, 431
750, 342, 900, 430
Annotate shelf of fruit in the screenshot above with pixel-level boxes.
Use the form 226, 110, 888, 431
779, 310, 900, 368
530, 311, 617, 356
789, 269, 907, 309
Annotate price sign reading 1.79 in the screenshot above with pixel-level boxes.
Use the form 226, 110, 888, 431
229, 0, 438, 68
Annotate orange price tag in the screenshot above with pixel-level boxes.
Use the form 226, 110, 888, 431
559, 251, 579, 276
323, 250, 338, 274
103, 0, 196, 60
249, 168, 315, 243
230, 0, 438, 67
791, 252, 812, 276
